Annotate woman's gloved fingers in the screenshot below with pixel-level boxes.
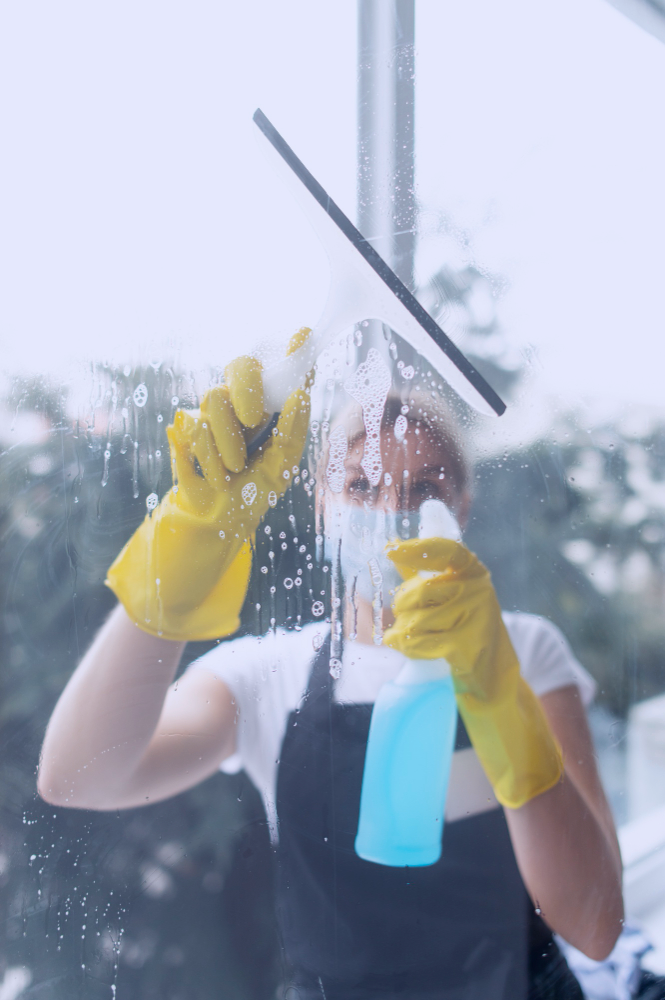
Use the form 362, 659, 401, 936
167, 411, 213, 504
384, 623, 459, 660
257, 387, 311, 485
391, 574, 466, 613
191, 418, 226, 488
225, 355, 265, 430
286, 326, 312, 357
388, 603, 468, 639
201, 386, 247, 474
386, 537, 487, 580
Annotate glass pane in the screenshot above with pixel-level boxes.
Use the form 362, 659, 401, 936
1, 1, 665, 998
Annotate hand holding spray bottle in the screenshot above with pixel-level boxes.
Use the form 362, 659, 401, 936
355, 499, 461, 867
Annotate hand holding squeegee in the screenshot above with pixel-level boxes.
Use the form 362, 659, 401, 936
246, 109, 505, 456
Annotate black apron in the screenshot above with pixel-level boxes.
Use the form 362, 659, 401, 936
275, 637, 583, 1000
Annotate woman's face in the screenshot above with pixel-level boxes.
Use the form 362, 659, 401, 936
339, 422, 466, 517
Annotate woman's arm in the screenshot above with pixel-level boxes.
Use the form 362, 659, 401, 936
38, 604, 237, 811
503, 684, 623, 961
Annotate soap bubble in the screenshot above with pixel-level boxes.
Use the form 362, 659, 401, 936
326, 425, 348, 493
133, 384, 148, 407
146, 493, 158, 511
312, 633, 324, 651
343, 349, 391, 487
401, 365, 415, 380
283, 578, 294, 590
329, 658, 342, 679
312, 601, 325, 618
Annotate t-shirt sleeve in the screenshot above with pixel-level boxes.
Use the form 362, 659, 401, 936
503, 613, 597, 706
186, 633, 272, 773
185, 628, 314, 836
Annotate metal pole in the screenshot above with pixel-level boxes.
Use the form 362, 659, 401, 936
357, 0, 416, 290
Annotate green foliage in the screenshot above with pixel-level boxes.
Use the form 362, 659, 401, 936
3, 351, 665, 994
0, 366, 284, 998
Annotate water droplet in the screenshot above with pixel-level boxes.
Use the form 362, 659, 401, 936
133, 384, 148, 407
218, 530, 225, 539
294, 577, 302, 586
171, 396, 179, 407
260, 565, 268, 574
394, 414, 408, 441
283, 578, 294, 589
268, 491, 278, 507
146, 493, 158, 511
329, 658, 342, 679
299, 544, 306, 553
312, 601, 325, 618
283, 470, 290, 480
401, 365, 415, 380
312, 633, 324, 651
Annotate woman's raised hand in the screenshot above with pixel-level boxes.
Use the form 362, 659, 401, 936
106, 329, 311, 641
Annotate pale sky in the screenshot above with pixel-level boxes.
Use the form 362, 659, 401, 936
0, 0, 664, 426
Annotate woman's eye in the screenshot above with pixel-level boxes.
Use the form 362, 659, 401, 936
412, 480, 441, 500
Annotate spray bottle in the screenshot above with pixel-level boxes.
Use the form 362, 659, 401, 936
354, 499, 460, 867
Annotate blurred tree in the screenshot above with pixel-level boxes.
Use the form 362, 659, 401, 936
4, 345, 665, 995
0, 364, 326, 998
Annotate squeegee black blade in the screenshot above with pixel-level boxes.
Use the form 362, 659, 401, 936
252, 108, 506, 418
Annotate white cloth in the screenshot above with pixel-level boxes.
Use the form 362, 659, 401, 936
190, 611, 596, 839
556, 923, 652, 1000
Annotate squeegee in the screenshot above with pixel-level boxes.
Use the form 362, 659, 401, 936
248, 109, 505, 454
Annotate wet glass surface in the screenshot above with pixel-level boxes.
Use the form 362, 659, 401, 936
1, 1, 665, 997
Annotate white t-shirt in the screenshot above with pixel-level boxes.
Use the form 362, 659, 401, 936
191, 613, 595, 840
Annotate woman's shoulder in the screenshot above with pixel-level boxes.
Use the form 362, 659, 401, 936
502, 611, 597, 705
189, 621, 323, 695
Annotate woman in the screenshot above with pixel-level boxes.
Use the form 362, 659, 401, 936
38, 342, 623, 999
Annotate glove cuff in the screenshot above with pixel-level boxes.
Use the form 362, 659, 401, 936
106, 539, 253, 642
457, 677, 564, 810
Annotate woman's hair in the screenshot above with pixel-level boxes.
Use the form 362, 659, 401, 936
325, 387, 472, 498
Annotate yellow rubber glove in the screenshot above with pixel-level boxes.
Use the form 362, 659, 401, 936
383, 538, 563, 809
106, 331, 312, 641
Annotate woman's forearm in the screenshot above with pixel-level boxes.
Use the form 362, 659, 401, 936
38, 604, 185, 809
504, 772, 624, 960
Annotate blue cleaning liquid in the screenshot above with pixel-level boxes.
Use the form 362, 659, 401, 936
355, 662, 457, 867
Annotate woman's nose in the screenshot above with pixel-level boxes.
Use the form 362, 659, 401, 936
375, 482, 400, 510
